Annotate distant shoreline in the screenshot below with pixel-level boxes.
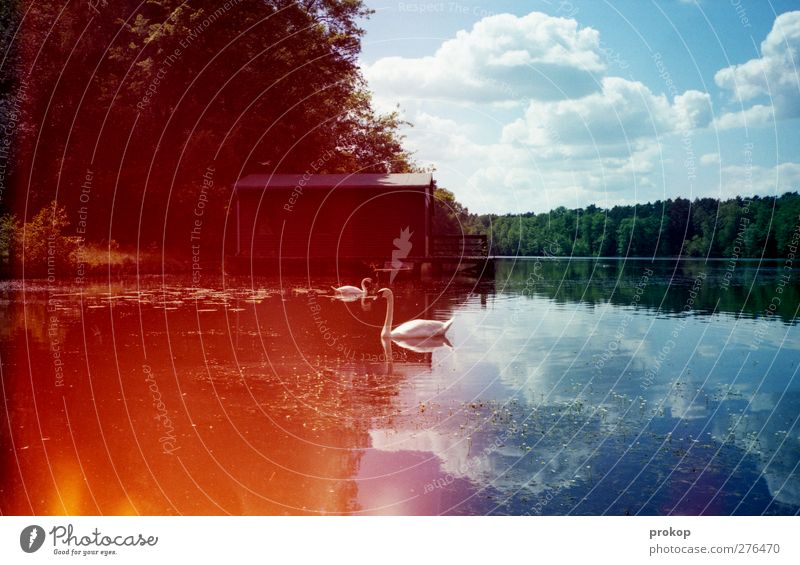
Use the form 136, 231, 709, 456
1, 254, 792, 285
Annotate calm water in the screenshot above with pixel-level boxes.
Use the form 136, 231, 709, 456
1, 258, 798, 515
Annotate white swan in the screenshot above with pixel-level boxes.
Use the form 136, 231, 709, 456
381, 335, 394, 375
378, 287, 454, 340
331, 277, 372, 300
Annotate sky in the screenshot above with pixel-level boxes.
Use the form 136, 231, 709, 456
358, 0, 800, 214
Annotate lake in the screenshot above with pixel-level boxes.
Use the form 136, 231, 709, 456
1, 258, 798, 515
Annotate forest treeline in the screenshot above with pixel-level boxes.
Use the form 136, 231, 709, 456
435, 190, 800, 258
2, 1, 797, 272
1, 0, 414, 272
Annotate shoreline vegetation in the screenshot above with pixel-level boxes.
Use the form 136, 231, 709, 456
2, 191, 798, 279
436, 189, 800, 260
0, 1, 413, 278
0, 202, 166, 278
1, 2, 797, 279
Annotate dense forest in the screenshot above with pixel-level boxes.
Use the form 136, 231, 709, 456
0, 0, 414, 272
2, 1, 797, 272
435, 190, 800, 258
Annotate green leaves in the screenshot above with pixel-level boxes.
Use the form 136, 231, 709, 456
5, 0, 415, 251
443, 192, 800, 258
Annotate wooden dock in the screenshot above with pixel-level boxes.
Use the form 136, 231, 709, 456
373, 235, 494, 280
425, 234, 495, 278
226, 234, 495, 279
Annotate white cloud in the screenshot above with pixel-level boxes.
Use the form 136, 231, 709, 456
445, 140, 667, 213
673, 90, 714, 131
700, 153, 720, 166
501, 77, 712, 147
715, 11, 800, 121
720, 162, 800, 197
713, 104, 774, 129
364, 9, 798, 214
364, 11, 605, 103
402, 112, 486, 164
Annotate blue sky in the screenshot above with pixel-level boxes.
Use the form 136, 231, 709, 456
359, 0, 800, 214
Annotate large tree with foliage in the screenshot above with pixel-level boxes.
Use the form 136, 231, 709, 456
2, 0, 414, 259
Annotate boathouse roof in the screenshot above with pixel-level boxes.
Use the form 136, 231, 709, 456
234, 173, 433, 191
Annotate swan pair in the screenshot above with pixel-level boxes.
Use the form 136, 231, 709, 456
332, 279, 454, 345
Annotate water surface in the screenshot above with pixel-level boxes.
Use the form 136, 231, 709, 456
1, 258, 798, 515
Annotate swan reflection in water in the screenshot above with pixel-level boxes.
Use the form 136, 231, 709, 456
391, 334, 453, 354
379, 334, 454, 377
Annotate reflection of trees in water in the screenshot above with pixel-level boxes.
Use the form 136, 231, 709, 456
0, 280, 466, 515
0, 291, 80, 345
0, 276, 488, 515
495, 259, 800, 323
1, 274, 796, 515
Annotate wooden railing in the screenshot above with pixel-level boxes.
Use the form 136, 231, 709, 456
431, 234, 489, 257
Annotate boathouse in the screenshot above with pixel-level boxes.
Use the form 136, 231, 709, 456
233, 173, 433, 260
231, 172, 491, 276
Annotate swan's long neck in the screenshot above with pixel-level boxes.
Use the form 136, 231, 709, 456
361, 278, 369, 293
382, 335, 393, 375
382, 292, 394, 337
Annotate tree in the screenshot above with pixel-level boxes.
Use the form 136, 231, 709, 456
1, 201, 79, 275
5, 0, 415, 255
774, 192, 800, 252
441, 191, 800, 259
433, 186, 481, 237
0, 213, 19, 267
